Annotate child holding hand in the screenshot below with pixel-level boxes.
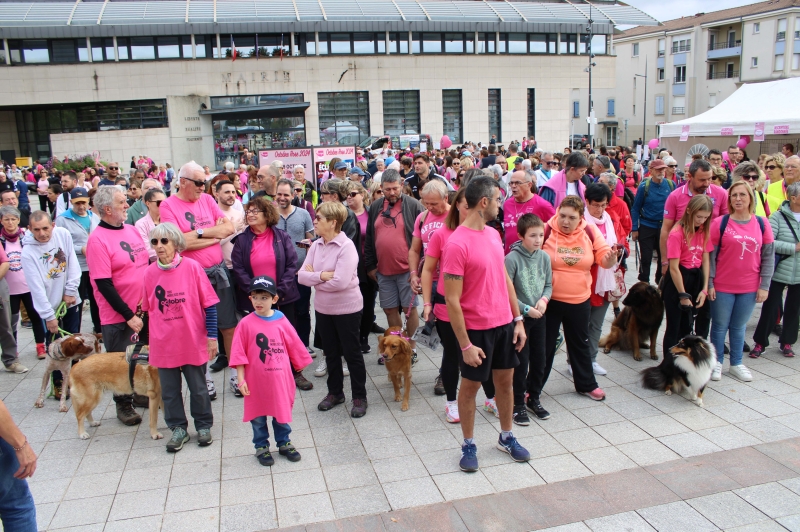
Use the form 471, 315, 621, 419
230, 276, 313, 466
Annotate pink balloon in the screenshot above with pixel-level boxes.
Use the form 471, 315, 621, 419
647, 138, 659, 150
736, 138, 748, 150
440, 136, 452, 149
741, 135, 751, 143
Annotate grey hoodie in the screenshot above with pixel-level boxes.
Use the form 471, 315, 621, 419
21, 227, 82, 322
504, 241, 553, 311
55, 208, 100, 272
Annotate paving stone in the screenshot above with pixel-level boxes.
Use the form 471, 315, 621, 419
696, 424, 763, 450
570, 404, 625, 427
49, 494, 114, 529
777, 514, 800, 532
697, 446, 797, 487
734, 482, 800, 518
530, 453, 593, 483
362, 435, 416, 461
592, 421, 651, 445
686, 491, 769, 529
574, 446, 638, 475
330, 485, 391, 519
165, 481, 220, 513
103, 515, 163, 532
617, 439, 682, 467
481, 462, 545, 491
637, 501, 718, 532
725, 520, 793, 532
658, 431, 723, 458
276, 491, 335, 527
161, 508, 220, 532
645, 456, 739, 500
631, 414, 691, 438
220, 500, 278, 532
383, 501, 468, 531
585, 511, 656, 531
169, 458, 221, 486
537, 523, 591, 532
552, 427, 611, 452
780, 477, 800, 495
432, 470, 495, 501
736, 418, 800, 443
273, 467, 328, 498
322, 462, 378, 491
382, 476, 445, 510
608, 399, 663, 420
117, 464, 173, 494
668, 409, 729, 431
372, 455, 430, 483
221, 476, 274, 505
108, 487, 168, 521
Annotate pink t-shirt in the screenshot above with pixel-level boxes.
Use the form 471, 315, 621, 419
710, 216, 774, 294
429, 227, 455, 323
664, 184, 729, 222
142, 258, 220, 368
412, 210, 448, 257
667, 228, 713, 269
87, 225, 149, 325
228, 312, 313, 423
441, 225, 512, 330
3, 238, 30, 295
502, 195, 556, 254
251, 228, 277, 280
160, 194, 226, 268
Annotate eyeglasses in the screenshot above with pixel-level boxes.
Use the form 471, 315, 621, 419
742, 174, 759, 181
545, 161, 558, 166
765, 165, 778, 170
150, 238, 169, 246
183, 177, 206, 188
245, 209, 265, 216
109, 166, 119, 170
381, 207, 398, 227
348, 192, 362, 198
668, 165, 678, 168
508, 181, 527, 187
146, 199, 163, 206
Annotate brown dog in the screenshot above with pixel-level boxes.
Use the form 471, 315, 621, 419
34, 333, 101, 412
378, 326, 413, 411
599, 281, 664, 361
69, 352, 163, 440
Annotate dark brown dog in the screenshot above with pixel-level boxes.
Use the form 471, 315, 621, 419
34, 333, 101, 412
599, 281, 664, 361
378, 326, 413, 411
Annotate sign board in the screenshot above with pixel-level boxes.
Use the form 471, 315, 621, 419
312, 146, 356, 185
754, 122, 765, 142
774, 125, 790, 135
720, 127, 735, 136
258, 148, 314, 185
680, 125, 690, 142
398, 135, 421, 149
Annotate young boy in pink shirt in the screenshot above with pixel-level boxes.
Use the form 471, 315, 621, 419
230, 276, 312, 466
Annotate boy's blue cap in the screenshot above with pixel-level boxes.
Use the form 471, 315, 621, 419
249, 275, 277, 296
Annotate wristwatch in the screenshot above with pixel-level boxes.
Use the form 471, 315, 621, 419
197, 228, 205, 238
523, 305, 531, 315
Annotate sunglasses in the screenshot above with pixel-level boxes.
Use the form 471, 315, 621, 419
348, 192, 361, 198
668, 165, 678, 168
147, 199, 163, 206
109, 166, 119, 170
765, 165, 778, 170
183, 177, 206, 187
742, 174, 759, 181
545, 161, 558, 166
150, 238, 170, 246
294, 188, 303, 192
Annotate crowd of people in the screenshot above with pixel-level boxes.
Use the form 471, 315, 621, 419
1, 137, 799, 522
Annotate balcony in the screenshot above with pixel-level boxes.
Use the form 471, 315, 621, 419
672, 107, 685, 114
672, 43, 691, 53
707, 40, 742, 59
708, 70, 739, 79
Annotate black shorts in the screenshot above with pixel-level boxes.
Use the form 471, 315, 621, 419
458, 322, 518, 383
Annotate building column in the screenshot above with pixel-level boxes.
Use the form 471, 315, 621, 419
290, 32, 295, 56
191, 34, 196, 59
408, 30, 413, 54
556, 33, 561, 55
86, 36, 93, 62
216, 33, 221, 58
112, 36, 119, 61
385, 30, 390, 55
3, 39, 10, 65
495, 31, 499, 54
474, 31, 479, 54
315, 31, 319, 56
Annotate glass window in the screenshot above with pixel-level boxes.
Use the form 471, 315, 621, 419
508, 33, 526, 54
257, 34, 289, 57
130, 37, 156, 60
220, 35, 255, 59
377, 35, 386, 54
0, 48, 4, 65
527, 89, 535, 137
529, 34, 547, 54
302, 33, 316, 55
46, 110, 61, 133
330, 33, 351, 54
632, 43, 639, 56
654, 96, 664, 115
383, 90, 420, 135
389, 33, 408, 54
465, 33, 474, 54
21, 40, 50, 64
498, 33, 507, 53
560, 34, 577, 54
442, 89, 462, 143
51, 40, 77, 63
353, 33, 375, 54
318, 91, 370, 146
116, 38, 129, 60
8, 42, 21, 65
607, 99, 615, 116
318, 33, 329, 55
422, 33, 442, 53
181, 36, 193, 58
488, 89, 501, 142
411, 33, 421, 54
573, 101, 580, 118
444, 33, 463, 53
91, 38, 103, 61
775, 54, 785, 71
157, 37, 180, 59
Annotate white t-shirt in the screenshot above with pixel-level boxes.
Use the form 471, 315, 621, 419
567, 181, 578, 197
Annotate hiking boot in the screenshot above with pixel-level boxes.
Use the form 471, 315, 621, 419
497, 434, 530, 462
782, 344, 796, 358
197, 428, 213, 446
583, 388, 606, 401
512, 404, 530, 426
36, 343, 46, 359
166, 427, 189, 452
209, 355, 229, 372
371, 323, 385, 334
206, 378, 217, 401
230, 377, 243, 397
526, 398, 551, 420
278, 442, 302, 462
4, 362, 28, 374
132, 393, 150, 408
749, 343, 765, 359
294, 371, 313, 391
351, 398, 368, 418
314, 359, 328, 377
318, 393, 345, 411
460, 442, 478, 472
256, 447, 274, 466
360, 337, 370, 353
433, 375, 446, 396
116, 401, 142, 426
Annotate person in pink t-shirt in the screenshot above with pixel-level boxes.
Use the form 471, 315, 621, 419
231, 275, 312, 467
409, 179, 450, 295
442, 176, 528, 472
502, 170, 555, 254
708, 182, 775, 384
160, 161, 235, 399
662, 195, 714, 359
142, 222, 220, 452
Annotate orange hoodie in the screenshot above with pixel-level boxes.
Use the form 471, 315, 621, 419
543, 216, 612, 304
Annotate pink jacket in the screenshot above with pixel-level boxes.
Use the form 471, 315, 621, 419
539, 170, 586, 209
298, 231, 363, 315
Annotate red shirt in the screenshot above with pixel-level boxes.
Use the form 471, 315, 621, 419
374, 199, 409, 276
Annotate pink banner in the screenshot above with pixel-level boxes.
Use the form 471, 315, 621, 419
259, 148, 313, 182
720, 127, 735, 136
312, 146, 356, 185
774, 125, 790, 135
754, 122, 765, 142
680, 125, 690, 142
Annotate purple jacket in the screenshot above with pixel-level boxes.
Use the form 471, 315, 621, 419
231, 226, 299, 312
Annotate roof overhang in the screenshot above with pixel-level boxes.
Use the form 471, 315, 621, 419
200, 102, 310, 120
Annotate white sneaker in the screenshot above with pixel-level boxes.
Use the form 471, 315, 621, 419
592, 362, 607, 376
484, 398, 499, 418
4, 362, 28, 374
206, 379, 217, 400
711, 363, 722, 381
566, 365, 573, 376
729, 364, 752, 382
445, 401, 460, 423
314, 359, 328, 377
342, 361, 350, 377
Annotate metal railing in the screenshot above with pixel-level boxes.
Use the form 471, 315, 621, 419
672, 43, 691, 53
708, 40, 741, 50
777, 31, 786, 42
708, 70, 739, 79
672, 107, 685, 114
673, 78, 686, 84
658, 50, 665, 57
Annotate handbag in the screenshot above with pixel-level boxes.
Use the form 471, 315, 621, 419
607, 255, 628, 302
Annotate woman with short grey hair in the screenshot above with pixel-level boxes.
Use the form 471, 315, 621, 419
142, 222, 218, 452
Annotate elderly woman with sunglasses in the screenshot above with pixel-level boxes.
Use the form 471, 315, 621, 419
136, 188, 167, 262
768, 155, 800, 214
733, 161, 771, 217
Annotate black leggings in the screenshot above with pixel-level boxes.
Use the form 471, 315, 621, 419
661, 265, 704, 357
359, 279, 378, 340
78, 271, 102, 334
435, 319, 495, 402
754, 281, 800, 348
542, 299, 598, 394
9, 292, 45, 344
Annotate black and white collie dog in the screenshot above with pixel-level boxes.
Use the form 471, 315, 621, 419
641, 335, 715, 407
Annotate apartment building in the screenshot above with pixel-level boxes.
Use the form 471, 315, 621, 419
574, 0, 800, 149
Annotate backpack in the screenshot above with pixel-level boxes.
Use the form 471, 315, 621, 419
718, 214, 770, 269
623, 188, 635, 212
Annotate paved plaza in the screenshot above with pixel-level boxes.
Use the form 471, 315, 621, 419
2, 269, 800, 531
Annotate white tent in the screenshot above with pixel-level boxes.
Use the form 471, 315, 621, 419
660, 77, 800, 165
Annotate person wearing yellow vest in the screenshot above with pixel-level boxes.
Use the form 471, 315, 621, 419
767, 156, 799, 214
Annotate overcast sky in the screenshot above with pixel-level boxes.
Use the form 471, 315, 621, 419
624, 0, 754, 24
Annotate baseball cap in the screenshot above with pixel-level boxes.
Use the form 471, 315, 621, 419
649, 159, 667, 170
70, 188, 89, 202
333, 162, 348, 170
350, 167, 366, 176
513, 158, 524, 165
249, 275, 278, 296
461, 150, 470, 156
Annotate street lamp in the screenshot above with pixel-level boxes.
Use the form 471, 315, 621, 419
585, 9, 595, 149
635, 57, 648, 151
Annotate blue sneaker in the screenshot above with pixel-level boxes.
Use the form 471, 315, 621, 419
496, 434, 530, 462
459, 442, 479, 472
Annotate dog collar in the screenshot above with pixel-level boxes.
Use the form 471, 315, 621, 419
389, 330, 411, 341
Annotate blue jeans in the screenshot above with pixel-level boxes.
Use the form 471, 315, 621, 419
711, 291, 757, 366
250, 416, 292, 450
0, 438, 37, 532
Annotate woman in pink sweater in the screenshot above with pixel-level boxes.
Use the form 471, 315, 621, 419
298, 202, 367, 417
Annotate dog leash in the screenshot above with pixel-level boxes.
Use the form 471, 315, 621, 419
49, 302, 74, 344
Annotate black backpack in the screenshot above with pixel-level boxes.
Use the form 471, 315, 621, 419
623, 188, 635, 212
